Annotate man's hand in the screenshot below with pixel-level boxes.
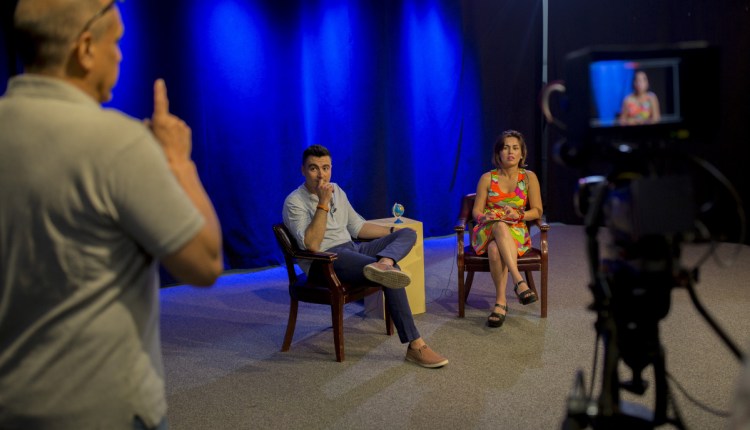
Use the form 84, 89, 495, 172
314, 180, 334, 207
143, 79, 223, 286
147, 79, 192, 163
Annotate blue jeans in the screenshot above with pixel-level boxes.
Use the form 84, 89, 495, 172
321, 228, 420, 344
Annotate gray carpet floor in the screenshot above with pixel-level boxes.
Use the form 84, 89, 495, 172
160, 224, 750, 429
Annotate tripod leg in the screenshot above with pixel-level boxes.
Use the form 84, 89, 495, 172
652, 345, 683, 427
599, 324, 621, 417
653, 348, 667, 424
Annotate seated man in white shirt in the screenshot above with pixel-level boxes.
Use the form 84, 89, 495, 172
282, 144, 448, 368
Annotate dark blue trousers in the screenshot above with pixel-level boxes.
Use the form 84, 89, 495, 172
323, 228, 420, 344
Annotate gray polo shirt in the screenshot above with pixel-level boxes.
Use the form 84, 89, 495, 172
0, 75, 204, 429
282, 183, 365, 273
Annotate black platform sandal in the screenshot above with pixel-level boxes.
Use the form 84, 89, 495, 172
514, 280, 538, 305
487, 303, 508, 328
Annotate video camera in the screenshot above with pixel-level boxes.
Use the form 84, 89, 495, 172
541, 42, 746, 429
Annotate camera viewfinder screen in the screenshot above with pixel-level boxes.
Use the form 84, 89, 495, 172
589, 58, 681, 127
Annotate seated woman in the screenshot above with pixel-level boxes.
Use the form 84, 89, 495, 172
618, 70, 661, 125
471, 130, 543, 328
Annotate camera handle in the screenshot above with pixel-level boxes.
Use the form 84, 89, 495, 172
540, 80, 568, 131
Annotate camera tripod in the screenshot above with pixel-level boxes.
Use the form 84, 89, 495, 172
562, 176, 686, 429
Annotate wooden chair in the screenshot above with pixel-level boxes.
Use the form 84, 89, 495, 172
272, 223, 394, 362
454, 193, 550, 318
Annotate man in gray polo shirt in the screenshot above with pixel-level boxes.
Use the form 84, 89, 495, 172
0, 1, 222, 429
283, 144, 448, 368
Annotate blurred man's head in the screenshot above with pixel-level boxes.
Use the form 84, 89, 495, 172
14, 0, 124, 103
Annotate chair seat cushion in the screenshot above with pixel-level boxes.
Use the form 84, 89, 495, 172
463, 245, 541, 264
290, 272, 382, 304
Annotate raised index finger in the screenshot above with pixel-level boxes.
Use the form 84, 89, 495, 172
153, 78, 169, 117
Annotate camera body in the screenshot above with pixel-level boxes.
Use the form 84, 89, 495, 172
601, 176, 692, 371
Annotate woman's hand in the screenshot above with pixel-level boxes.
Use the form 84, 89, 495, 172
498, 206, 524, 223
477, 207, 524, 224
479, 210, 499, 223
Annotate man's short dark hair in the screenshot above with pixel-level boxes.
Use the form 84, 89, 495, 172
302, 144, 331, 166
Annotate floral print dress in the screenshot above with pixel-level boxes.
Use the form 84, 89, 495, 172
471, 168, 531, 256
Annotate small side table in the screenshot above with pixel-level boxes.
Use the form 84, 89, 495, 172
363, 217, 426, 316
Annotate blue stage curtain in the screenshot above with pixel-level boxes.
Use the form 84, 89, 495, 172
590, 60, 632, 126
1, 0, 543, 272
185, 0, 487, 269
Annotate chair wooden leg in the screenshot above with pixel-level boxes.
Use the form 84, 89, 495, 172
458, 268, 466, 317
464, 272, 475, 301
281, 299, 299, 352
525, 271, 538, 296
331, 296, 345, 362
524, 271, 547, 318
541, 262, 548, 318
458, 271, 475, 318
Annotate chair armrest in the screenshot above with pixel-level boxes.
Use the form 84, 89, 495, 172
455, 217, 470, 262
528, 218, 550, 233
290, 249, 346, 293
455, 216, 469, 233
527, 219, 549, 257
291, 249, 338, 262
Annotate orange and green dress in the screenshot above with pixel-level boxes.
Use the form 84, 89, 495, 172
622, 93, 655, 122
471, 169, 531, 256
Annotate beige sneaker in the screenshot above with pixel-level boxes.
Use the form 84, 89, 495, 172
405, 345, 449, 368
363, 262, 411, 289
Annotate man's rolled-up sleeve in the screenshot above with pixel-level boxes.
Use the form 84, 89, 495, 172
283, 194, 312, 250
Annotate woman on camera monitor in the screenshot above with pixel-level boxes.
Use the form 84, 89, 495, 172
471, 130, 543, 328
619, 70, 661, 125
